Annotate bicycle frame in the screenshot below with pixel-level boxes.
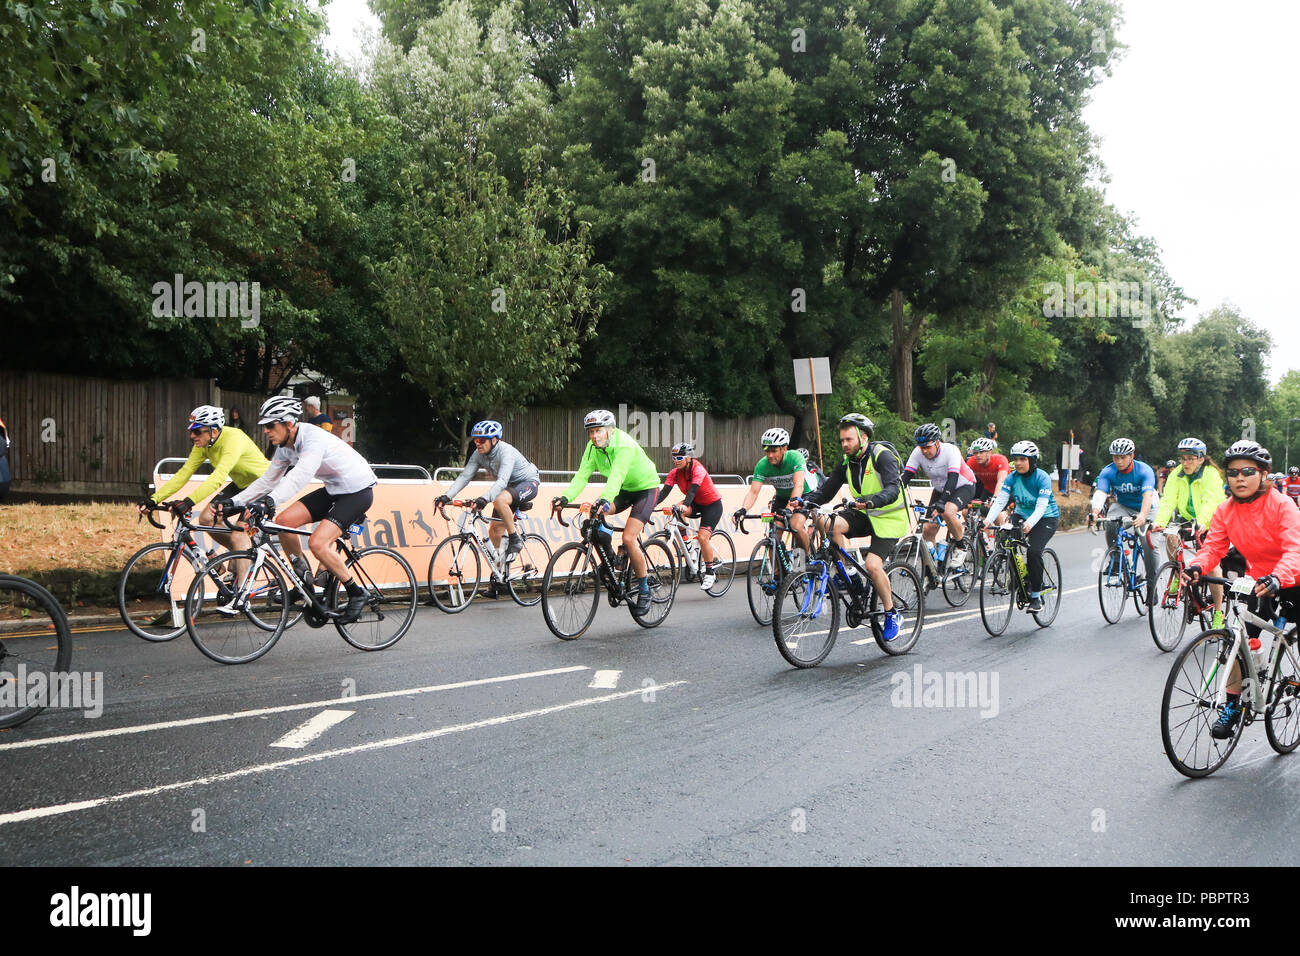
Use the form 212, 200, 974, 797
445, 505, 512, 581
1106, 521, 1148, 596
1199, 577, 1296, 716
800, 511, 888, 624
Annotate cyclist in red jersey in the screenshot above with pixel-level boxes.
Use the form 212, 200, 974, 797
966, 438, 1010, 525
655, 442, 724, 590
1184, 441, 1300, 739
1286, 467, 1300, 506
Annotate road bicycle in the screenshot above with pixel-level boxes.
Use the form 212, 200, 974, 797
184, 511, 417, 664
1148, 521, 1215, 653
977, 512, 1062, 635
770, 503, 924, 667
737, 507, 803, 626
0, 574, 73, 728
1160, 575, 1300, 777
117, 503, 255, 641
892, 501, 977, 608
426, 499, 552, 612
1097, 516, 1151, 623
650, 505, 736, 597
540, 503, 678, 640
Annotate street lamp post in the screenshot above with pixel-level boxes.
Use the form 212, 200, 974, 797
1286, 418, 1300, 473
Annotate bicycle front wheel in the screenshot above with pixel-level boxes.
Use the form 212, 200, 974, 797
331, 547, 418, 651
541, 542, 600, 640
979, 552, 1015, 637
871, 561, 924, 655
507, 533, 552, 607
1032, 548, 1062, 628
747, 538, 778, 626
427, 535, 482, 613
1132, 552, 1149, 618
117, 541, 191, 641
630, 537, 677, 629
772, 568, 839, 667
1098, 546, 1126, 624
1149, 561, 1188, 652
941, 540, 977, 608
0, 575, 73, 729
1161, 628, 1247, 777
186, 552, 288, 665
704, 529, 736, 597
1266, 634, 1300, 754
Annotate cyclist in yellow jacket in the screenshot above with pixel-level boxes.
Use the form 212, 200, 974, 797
139, 405, 269, 556
1152, 437, 1227, 624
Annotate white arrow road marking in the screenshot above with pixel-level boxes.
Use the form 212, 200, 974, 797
270, 710, 354, 749
0, 665, 590, 753
0, 681, 688, 828
588, 670, 622, 689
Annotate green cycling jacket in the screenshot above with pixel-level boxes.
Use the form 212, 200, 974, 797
1155, 463, 1225, 528
562, 428, 660, 502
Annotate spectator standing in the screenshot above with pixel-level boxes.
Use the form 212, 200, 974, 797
985, 422, 998, 443
303, 396, 334, 433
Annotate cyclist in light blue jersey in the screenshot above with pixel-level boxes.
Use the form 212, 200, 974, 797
983, 441, 1060, 612
1090, 437, 1158, 598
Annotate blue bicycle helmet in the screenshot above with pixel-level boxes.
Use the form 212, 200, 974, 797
470, 420, 503, 439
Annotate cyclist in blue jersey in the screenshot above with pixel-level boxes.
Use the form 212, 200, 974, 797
1090, 437, 1159, 598
982, 441, 1060, 612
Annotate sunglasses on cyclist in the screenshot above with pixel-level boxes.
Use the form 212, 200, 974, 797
671, 455, 687, 462
1225, 467, 1260, 478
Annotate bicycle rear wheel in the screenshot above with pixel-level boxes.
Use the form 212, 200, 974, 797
427, 535, 482, 613
117, 541, 192, 641
871, 561, 924, 655
979, 552, 1015, 637
1266, 634, 1300, 754
1161, 628, 1248, 777
941, 540, 977, 608
629, 538, 677, 629
186, 552, 289, 664
747, 538, 778, 626
1132, 553, 1149, 617
541, 542, 600, 640
331, 547, 418, 651
1149, 562, 1188, 652
0, 575, 73, 728
507, 533, 552, 607
1098, 546, 1126, 624
772, 568, 839, 667
704, 529, 736, 597
1031, 548, 1062, 628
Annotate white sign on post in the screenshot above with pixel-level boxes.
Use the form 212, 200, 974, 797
1061, 443, 1081, 470
793, 357, 832, 395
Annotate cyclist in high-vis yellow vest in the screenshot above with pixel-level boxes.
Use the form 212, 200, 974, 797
1153, 436, 1228, 625
796, 413, 909, 642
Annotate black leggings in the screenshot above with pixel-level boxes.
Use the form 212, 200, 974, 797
1025, 516, 1059, 593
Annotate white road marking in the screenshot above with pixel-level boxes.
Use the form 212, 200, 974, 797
270, 710, 353, 749
0, 682, 688, 828
0, 665, 590, 752
588, 670, 622, 689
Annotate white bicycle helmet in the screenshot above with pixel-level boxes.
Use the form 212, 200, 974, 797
1109, 437, 1135, 456
583, 409, 616, 429
969, 437, 996, 454
1009, 440, 1039, 460
1177, 437, 1207, 456
188, 405, 225, 430
761, 427, 790, 448
258, 396, 303, 424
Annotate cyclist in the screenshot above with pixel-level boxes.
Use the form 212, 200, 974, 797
732, 428, 813, 558
981, 441, 1060, 612
966, 437, 1010, 525
1091, 437, 1159, 599
1157, 459, 1176, 495
552, 409, 662, 615
1183, 441, 1300, 738
796, 413, 908, 641
903, 423, 977, 567
655, 441, 723, 590
216, 396, 378, 623
1287, 467, 1300, 506
436, 420, 540, 561
795, 448, 824, 494
139, 405, 268, 560
1152, 437, 1227, 626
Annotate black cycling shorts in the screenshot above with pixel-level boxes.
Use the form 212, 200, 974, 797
298, 485, 375, 532
837, 508, 899, 559
686, 499, 723, 531
612, 488, 658, 524
935, 484, 975, 511
508, 479, 539, 508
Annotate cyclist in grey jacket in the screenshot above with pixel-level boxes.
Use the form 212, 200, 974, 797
436, 421, 541, 559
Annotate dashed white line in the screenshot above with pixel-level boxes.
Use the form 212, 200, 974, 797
0, 665, 590, 752
270, 710, 354, 749
0, 681, 688, 827
588, 670, 622, 689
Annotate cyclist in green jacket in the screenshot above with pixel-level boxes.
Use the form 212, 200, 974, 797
139, 405, 269, 555
553, 409, 662, 614
1152, 436, 1228, 624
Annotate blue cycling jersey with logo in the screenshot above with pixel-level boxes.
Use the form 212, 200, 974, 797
1095, 460, 1156, 511
1000, 469, 1061, 519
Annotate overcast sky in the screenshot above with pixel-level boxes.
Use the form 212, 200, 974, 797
319, 0, 1297, 381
